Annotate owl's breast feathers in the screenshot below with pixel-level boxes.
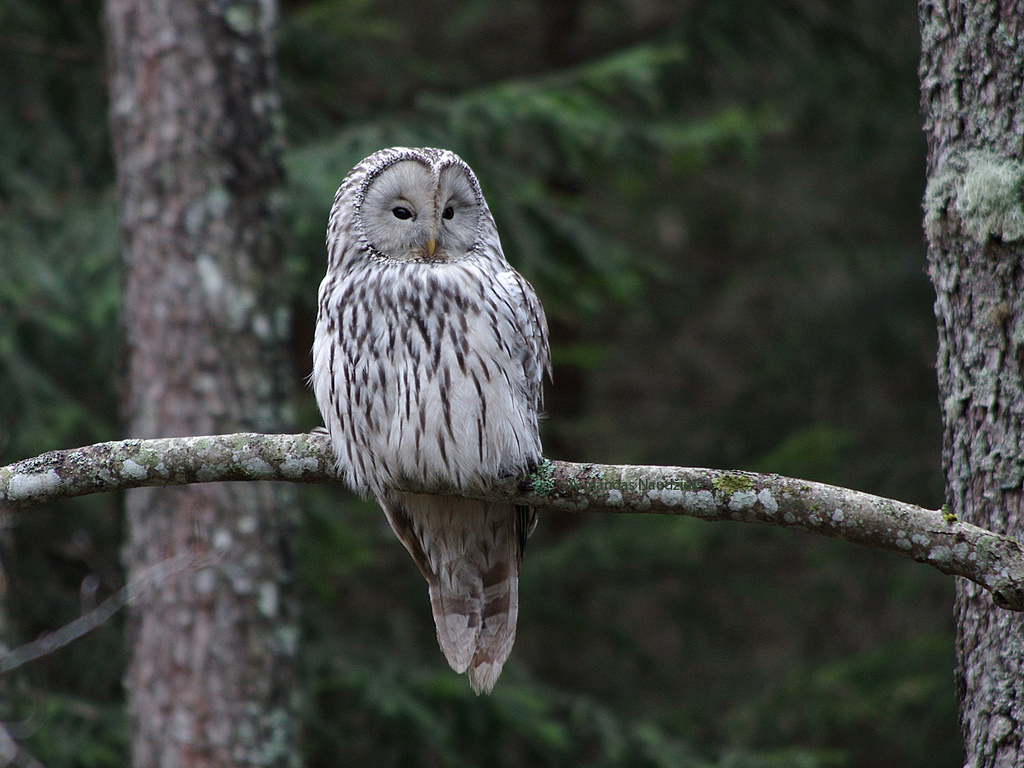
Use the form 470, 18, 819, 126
312, 255, 549, 499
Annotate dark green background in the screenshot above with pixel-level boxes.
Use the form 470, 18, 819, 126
0, 1, 955, 765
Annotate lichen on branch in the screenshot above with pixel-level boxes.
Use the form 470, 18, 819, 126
3, 432, 1024, 611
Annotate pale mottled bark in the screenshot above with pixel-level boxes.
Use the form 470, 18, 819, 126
104, 0, 298, 765
920, 3, 1024, 766
4, 432, 1024, 611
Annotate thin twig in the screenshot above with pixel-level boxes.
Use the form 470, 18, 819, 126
0, 721, 47, 768
0, 552, 201, 675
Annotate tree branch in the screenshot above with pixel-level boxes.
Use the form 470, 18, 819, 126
0, 552, 200, 675
2, 432, 1023, 610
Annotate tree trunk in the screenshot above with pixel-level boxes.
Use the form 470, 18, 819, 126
920, 4, 1024, 767
104, 1, 298, 766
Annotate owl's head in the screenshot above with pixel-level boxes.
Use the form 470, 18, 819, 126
346, 147, 488, 263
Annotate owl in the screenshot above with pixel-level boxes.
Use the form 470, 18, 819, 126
311, 147, 551, 693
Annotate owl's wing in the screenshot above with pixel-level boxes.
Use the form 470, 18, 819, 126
494, 269, 551, 410
493, 269, 547, 547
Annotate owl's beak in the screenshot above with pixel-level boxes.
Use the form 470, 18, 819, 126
426, 236, 437, 257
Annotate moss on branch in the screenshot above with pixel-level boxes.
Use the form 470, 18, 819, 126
3, 432, 1023, 611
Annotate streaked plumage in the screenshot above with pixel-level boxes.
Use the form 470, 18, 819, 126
311, 147, 550, 693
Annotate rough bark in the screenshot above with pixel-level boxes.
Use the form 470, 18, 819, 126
920, 4, 1024, 766
104, 1, 298, 766
4, 432, 1024, 611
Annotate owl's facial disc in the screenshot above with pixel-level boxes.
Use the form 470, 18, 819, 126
360, 159, 481, 262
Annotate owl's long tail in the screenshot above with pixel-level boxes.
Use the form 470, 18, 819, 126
379, 492, 532, 694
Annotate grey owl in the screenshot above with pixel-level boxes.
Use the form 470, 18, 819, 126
311, 147, 551, 693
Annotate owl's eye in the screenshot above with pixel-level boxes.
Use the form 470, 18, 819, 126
442, 206, 455, 220
392, 206, 413, 220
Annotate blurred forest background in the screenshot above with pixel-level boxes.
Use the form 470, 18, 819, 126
0, 0, 956, 766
